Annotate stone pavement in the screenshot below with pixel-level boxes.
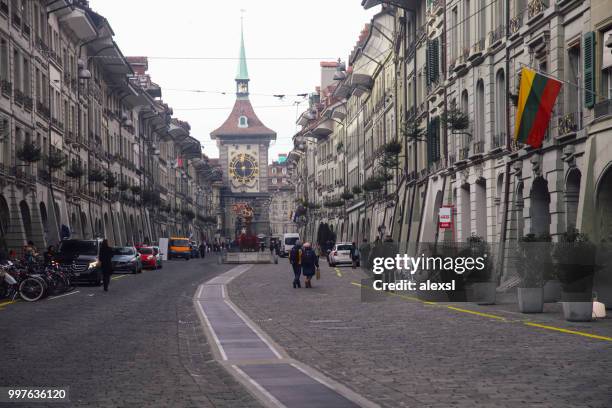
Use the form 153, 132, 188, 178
228, 259, 612, 408
0, 257, 261, 408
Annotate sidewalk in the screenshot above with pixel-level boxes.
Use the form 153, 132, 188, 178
228, 259, 612, 408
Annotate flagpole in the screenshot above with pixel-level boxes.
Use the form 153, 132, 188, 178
518, 62, 608, 100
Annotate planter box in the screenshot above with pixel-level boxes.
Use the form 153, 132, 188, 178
467, 282, 496, 305
543, 280, 562, 303
562, 302, 593, 322
518, 287, 544, 313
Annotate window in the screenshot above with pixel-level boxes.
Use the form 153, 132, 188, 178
476, 80, 485, 143
566, 44, 581, 117
494, 69, 506, 146
238, 115, 248, 127
463, 0, 471, 50
478, 0, 486, 43
0, 39, 7, 81
602, 29, 612, 100
450, 7, 458, 61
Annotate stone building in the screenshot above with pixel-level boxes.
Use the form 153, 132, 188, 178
288, 0, 612, 304
268, 154, 295, 237
0, 1, 220, 254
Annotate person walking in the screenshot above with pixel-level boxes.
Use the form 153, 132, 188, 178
289, 241, 302, 288
301, 242, 319, 288
199, 242, 206, 259
43, 245, 56, 265
99, 239, 113, 292
350, 241, 359, 269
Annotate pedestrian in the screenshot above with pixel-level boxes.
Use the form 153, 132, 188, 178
289, 241, 302, 288
43, 245, 56, 265
99, 239, 113, 292
23, 241, 37, 264
199, 242, 206, 259
350, 241, 359, 269
301, 242, 319, 288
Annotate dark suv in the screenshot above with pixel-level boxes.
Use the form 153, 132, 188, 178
56, 239, 103, 286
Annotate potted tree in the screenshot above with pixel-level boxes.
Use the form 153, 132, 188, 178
553, 229, 597, 321
463, 235, 495, 305
515, 234, 552, 313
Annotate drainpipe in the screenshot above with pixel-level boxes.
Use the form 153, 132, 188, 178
406, 11, 419, 244
498, 0, 513, 283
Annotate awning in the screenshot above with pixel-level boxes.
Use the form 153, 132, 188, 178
350, 11, 394, 93
362, 0, 418, 10
60, 8, 97, 39
88, 38, 133, 77
312, 119, 333, 138
177, 136, 202, 160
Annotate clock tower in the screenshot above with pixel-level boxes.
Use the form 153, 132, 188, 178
210, 19, 276, 239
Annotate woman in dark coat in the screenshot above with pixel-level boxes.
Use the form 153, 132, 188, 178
99, 239, 113, 292
300, 242, 319, 288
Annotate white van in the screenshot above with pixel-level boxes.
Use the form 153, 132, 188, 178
281, 233, 300, 257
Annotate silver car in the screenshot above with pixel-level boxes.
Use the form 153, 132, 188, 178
111, 246, 142, 274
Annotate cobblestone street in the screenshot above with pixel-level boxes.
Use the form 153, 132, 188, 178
0, 257, 261, 408
228, 258, 612, 408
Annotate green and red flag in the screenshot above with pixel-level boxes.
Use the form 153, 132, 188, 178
514, 67, 562, 148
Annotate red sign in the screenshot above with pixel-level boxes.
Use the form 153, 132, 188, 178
438, 206, 452, 229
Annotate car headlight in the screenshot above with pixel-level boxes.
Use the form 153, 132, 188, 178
89, 261, 100, 269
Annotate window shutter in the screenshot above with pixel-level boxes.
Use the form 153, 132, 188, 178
426, 41, 432, 86
432, 38, 440, 83
584, 31, 596, 109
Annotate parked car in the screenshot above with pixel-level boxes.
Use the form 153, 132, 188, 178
55, 239, 103, 285
168, 237, 191, 260
111, 246, 142, 274
190, 242, 200, 259
328, 243, 357, 267
151, 246, 163, 268
138, 246, 161, 269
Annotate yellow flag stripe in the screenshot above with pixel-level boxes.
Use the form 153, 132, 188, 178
514, 67, 536, 141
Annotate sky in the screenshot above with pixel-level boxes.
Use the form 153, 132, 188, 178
88, 0, 379, 163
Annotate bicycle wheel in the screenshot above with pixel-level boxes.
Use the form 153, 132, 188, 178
19, 277, 46, 302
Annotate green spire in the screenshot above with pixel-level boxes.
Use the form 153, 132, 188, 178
236, 18, 249, 81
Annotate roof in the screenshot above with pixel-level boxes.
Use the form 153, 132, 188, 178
236, 20, 249, 81
210, 98, 276, 139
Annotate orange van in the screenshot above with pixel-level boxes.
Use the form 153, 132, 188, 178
168, 237, 191, 260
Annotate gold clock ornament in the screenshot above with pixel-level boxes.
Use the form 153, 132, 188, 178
229, 153, 259, 184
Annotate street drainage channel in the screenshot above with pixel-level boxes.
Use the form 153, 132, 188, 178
194, 265, 379, 408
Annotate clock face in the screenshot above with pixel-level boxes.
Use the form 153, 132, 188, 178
229, 153, 259, 184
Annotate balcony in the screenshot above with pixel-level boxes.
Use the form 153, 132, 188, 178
36, 37, 49, 55
468, 38, 485, 62
11, 13, 20, 29
594, 99, 612, 120
491, 132, 506, 151
527, 0, 548, 20
509, 13, 524, 38
1, 80, 11, 97
557, 111, 582, 137
489, 25, 505, 48
470, 140, 484, 158
23, 96, 32, 111
0, 1, 8, 16
36, 101, 50, 120
14, 89, 25, 106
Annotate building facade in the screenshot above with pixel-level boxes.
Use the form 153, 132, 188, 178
288, 0, 612, 305
0, 0, 221, 254
268, 154, 295, 237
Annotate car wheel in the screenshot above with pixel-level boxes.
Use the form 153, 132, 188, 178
132, 266, 138, 274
